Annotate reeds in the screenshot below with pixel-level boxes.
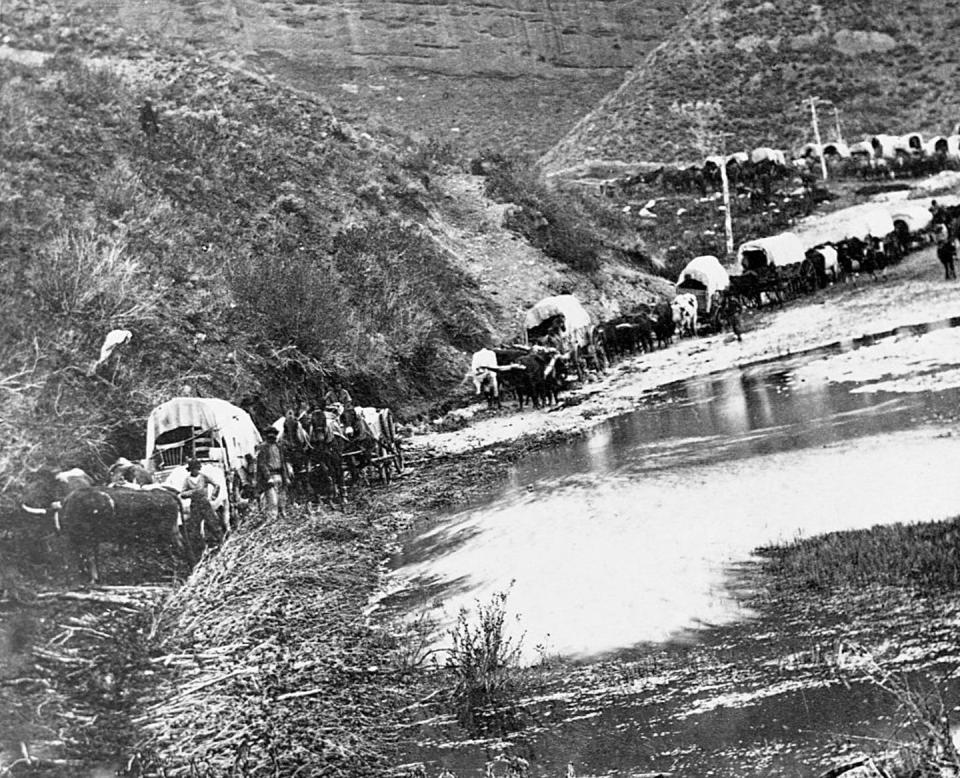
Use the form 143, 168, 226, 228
137, 508, 403, 776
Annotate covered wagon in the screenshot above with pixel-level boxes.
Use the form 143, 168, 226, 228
146, 397, 261, 526
842, 206, 896, 242
523, 294, 597, 379
924, 135, 960, 159
888, 203, 934, 252
732, 232, 814, 302
676, 255, 730, 314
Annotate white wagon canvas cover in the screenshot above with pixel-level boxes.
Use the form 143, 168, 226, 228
146, 397, 261, 472
523, 294, 593, 348
888, 204, 932, 234
734, 232, 805, 274
677, 255, 730, 297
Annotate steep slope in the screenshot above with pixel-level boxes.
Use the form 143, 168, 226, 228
2, 0, 690, 155
0, 38, 667, 486
541, 0, 957, 173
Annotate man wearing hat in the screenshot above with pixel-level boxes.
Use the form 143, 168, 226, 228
257, 426, 287, 520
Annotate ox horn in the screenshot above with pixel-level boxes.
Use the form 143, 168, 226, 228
21, 503, 47, 515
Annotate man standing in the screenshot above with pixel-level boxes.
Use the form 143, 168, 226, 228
179, 458, 224, 546
323, 380, 354, 412
257, 427, 287, 519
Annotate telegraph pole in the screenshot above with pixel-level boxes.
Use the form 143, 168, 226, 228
808, 96, 829, 181
718, 146, 734, 260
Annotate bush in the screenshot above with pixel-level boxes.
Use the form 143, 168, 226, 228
446, 587, 524, 733
480, 153, 601, 273
27, 228, 164, 329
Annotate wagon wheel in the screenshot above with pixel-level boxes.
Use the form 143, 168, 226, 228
378, 442, 392, 485
597, 346, 609, 373
797, 259, 820, 294
392, 439, 405, 475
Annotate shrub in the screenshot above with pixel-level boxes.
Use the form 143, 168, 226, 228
446, 587, 524, 733
27, 228, 164, 329
835, 646, 960, 778
480, 153, 601, 273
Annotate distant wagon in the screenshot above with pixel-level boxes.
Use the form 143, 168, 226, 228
146, 397, 261, 527
675, 255, 730, 315
732, 231, 816, 300
888, 204, 934, 252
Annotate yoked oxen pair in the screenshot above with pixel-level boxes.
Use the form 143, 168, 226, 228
21, 467, 196, 584
515, 347, 567, 409
470, 347, 566, 410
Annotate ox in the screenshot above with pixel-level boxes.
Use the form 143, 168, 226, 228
671, 293, 698, 338
516, 348, 566, 409
470, 348, 503, 408
652, 300, 675, 348
21, 468, 194, 584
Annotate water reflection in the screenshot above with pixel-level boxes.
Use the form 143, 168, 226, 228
390, 330, 960, 661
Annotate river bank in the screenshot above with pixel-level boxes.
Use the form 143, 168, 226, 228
4, 243, 960, 777
411, 240, 960, 459
376, 243, 960, 777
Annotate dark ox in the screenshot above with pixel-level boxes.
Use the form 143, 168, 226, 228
516, 349, 566, 409
652, 301, 675, 349
22, 468, 195, 584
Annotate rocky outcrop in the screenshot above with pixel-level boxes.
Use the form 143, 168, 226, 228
239, 0, 690, 77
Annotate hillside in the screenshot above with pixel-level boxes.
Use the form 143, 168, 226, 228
541, 0, 960, 174
0, 35, 669, 487
2, 0, 691, 156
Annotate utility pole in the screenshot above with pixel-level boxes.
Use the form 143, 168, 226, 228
808, 96, 829, 181
718, 146, 734, 260
677, 100, 735, 261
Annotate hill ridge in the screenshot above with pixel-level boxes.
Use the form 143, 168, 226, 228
540, 0, 957, 174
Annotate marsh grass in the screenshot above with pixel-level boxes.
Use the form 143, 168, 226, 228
756, 517, 960, 593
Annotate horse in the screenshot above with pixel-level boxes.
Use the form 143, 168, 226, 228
341, 408, 379, 486
303, 408, 347, 506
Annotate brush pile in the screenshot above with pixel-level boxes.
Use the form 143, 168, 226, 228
137, 508, 406, 776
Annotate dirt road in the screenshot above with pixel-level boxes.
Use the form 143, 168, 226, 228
410, 242, 960, 458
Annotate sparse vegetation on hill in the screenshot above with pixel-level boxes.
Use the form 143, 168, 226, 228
541, 0, 960, 173
0, 51, 503, 485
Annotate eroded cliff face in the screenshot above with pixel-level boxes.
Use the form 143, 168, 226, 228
5, 0, 688, 152
237, 0, 687, 77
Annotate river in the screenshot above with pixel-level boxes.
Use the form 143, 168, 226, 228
387, 324, 960, 777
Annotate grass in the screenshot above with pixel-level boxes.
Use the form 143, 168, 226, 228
541, 0, 960, 174
755, 516, 960, 593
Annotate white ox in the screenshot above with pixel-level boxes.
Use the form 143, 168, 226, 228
671, 293, 699, 338
470, 348, 500, 404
